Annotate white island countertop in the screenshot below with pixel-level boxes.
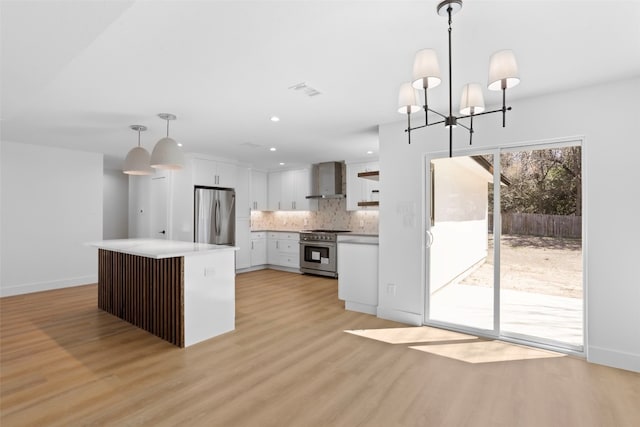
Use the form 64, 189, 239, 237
89, 238, 238, 259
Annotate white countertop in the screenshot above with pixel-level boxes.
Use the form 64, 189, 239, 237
89, 239, 238, 259
337, 236, 379, 245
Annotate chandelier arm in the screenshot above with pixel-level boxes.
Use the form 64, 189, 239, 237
407, 119, 447, 133
470, 114, 474, 145
427, 107, 448, 120
456, 121, 471, 132
457, 106, 511, 121
449, 124, 453, 157
407, 113, 412, 144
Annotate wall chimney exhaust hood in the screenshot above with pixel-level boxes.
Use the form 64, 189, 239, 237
306, 161, 345, 199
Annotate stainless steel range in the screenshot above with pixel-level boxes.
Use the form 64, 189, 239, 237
299, 230, 350, 278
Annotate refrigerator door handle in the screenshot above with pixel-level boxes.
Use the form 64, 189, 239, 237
215, 199, 221, 236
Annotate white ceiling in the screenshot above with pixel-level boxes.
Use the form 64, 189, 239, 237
2, 1, 639, 171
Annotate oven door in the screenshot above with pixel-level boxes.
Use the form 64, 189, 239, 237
299, 241, 336, 273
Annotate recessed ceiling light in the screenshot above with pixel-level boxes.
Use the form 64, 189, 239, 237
367, 150, 373, 154
270, 147, 277, 152
270, 116, 280, 122
178, 143, 183, 147
279, 162, 285, 166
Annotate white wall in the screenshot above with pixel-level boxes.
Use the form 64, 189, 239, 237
378, 76, 640, 372
0, 141, 102, 296
103, 169, 129, 239
128, 174, 151, 238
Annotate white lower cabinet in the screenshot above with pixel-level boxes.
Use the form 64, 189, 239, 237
267, 232, 300, 269
337, 236, 379, 314
250, 232, 267, 266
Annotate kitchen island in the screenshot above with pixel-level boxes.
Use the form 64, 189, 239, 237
89, 239, 238, 347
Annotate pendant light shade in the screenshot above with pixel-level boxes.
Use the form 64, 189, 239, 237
123, 125, 153, 175
412, 49, 442, 90
150, 137, 185, 170
459, 83, 485, 115
397, 83, 420, 114
150, 113, 184, 170
488, 49, 520, 91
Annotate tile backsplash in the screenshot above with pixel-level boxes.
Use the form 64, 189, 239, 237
251, 198, 378, 234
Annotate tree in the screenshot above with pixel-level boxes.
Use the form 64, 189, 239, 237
487, 146, 581, 215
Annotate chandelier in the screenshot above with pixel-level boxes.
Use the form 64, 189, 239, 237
397, 0, 520, 157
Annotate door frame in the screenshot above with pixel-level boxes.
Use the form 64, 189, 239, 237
423, 146, 501, 340
422, 136, 587, 356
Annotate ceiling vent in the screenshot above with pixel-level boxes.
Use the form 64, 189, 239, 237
289, 82, 322, 97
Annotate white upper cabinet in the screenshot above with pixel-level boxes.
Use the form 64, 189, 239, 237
291, 168, 317, 211
267, 171, 282, 211
193, 158, 237, 188
250, 169, 268, 211
346, 161, 379, 211
267, 168, 317, 211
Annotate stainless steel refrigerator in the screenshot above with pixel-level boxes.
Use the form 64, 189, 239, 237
194, 186, 236, 245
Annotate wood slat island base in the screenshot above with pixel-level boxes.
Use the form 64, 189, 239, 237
98, 250, 185, 346
92, 239, 238, 348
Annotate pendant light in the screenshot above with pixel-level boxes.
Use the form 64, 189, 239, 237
123, 125, 153, 175
150, 113, 184, 170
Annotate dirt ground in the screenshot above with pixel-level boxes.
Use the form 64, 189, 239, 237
459, 234, 583, 299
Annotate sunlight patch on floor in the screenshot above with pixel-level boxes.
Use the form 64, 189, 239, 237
410, 340, 566, 364
344, 326, 477, 344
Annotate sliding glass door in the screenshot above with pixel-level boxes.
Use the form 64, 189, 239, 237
426, 141, 583, 352
427, 153, 497, 334
498, 145, 583, 350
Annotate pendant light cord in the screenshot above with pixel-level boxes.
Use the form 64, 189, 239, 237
166, 118, 170, 137
137, 128, 141, 147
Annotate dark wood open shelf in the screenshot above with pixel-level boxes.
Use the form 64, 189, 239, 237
357, 201, 379, 207
357, 170, 379, 181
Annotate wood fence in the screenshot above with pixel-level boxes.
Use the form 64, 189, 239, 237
488, 213, 581, 238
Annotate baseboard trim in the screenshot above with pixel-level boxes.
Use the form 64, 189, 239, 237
376, 307, 423, 326
0, 275, 98, 297
588, 345, 640, 373
236, 265, 302, 275
345, 301, 377, 315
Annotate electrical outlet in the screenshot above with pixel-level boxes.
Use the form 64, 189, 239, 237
359, 219, 364, 227
387, 284, 397, 296
304, 218, 308, 226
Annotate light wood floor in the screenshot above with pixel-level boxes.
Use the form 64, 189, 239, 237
1, 269, 638, 426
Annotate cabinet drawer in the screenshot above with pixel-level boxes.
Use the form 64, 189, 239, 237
278, 240, 299, 253
268, 232, 299, 241
252, 232, 266, 239
278, 253, 299, 268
